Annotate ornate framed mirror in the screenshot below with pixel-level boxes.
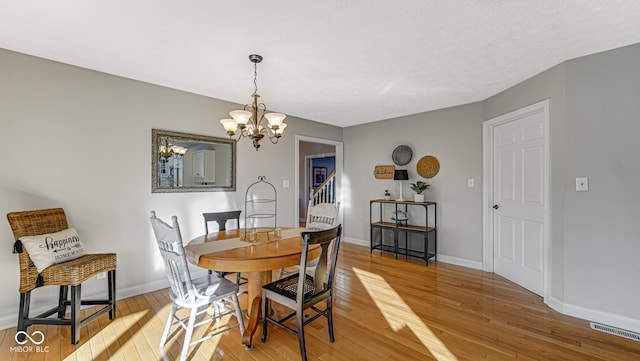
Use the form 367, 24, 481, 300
151, 129, 236, 193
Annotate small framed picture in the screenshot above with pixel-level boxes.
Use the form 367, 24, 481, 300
313, 167, 327, 187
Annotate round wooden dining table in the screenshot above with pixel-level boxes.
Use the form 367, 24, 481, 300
187, 227, 319, 348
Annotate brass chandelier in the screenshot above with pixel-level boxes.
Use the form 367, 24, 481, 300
219, 54, 287, 151
159, 136, 188, 160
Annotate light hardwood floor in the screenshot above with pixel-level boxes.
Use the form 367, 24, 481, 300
1, 243, 638, 360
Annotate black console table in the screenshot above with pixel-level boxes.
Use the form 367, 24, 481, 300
369, 199, 437, 265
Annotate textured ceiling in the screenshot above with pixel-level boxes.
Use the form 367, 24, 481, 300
1, 1, 640, 127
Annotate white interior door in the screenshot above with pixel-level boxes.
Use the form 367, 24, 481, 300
492, 105, 547, 296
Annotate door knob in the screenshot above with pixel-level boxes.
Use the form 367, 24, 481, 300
493, 204, 499, 210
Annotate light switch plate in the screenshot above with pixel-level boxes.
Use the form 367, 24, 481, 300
282, 180, 290, 188
576, 177, 588, 191
467, 178, 475, 188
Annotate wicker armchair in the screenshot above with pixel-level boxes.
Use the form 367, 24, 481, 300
6, 208, 117, 344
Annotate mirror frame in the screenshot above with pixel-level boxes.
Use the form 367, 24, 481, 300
151, 129, 236, 193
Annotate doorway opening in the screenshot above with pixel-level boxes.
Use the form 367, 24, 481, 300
294, 135, 343, 228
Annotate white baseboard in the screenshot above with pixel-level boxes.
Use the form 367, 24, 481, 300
343, 237, 369, 247
548, 295, 564, 312
548, 296, 640, 334
0, 277, 173, 331
116, 278, 169, 300
0, 312, 21, 331
343, 237, 483, 270
436, 255, 483, 270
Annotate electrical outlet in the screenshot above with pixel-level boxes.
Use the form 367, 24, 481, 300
282, 179, 290, 188
576, 177, 589, 191
96, 272, 106, 280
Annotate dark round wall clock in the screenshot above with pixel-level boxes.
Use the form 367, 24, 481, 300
392, 145, 413, 166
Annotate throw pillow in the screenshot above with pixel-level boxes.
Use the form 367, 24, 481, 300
19, 227, 86, 273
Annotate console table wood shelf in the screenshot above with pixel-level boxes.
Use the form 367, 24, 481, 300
369, 199, 437, 265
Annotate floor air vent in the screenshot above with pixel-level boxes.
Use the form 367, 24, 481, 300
590, 322, 640, 342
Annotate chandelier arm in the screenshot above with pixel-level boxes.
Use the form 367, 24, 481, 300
240, 127, 251, 139
235, 132, 244, 143
256, 112, 266, 126
268, 135, 280, 144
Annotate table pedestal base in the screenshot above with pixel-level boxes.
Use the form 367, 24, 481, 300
242, 270, 272, 347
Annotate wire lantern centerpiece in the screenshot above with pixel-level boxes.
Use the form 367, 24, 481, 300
219, 54, 287, 151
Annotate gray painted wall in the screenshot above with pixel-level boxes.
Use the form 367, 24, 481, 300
485, 43, 640, 328
563, 44, 640, 319
0, 48, 342, 327
343, 102, 484, 266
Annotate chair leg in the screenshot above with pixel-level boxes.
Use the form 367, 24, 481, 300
327, 295, 335, 342
160, 303, 178, 347
71, 285, 81, 344
261, 293, 268, 342
180, 307, 198, 361
232, 293, 245, 335
213, 302, 220, 319
57, 286, 68, 318
296, 308, 308, 361
108, 270, 116, 320
16, 292, 31, 342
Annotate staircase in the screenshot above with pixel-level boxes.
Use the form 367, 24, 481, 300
310, 170, 336, 206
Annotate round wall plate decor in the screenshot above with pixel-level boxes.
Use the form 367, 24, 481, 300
392, 145, 413, 166
417, 155, 440, 178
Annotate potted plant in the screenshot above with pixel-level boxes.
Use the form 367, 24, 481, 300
409, 181, 430, 202
384, 189, 391, 200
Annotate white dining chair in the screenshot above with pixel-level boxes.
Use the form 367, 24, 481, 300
306, 202, 340, 230
279, 202, 340, 279
149, 211, 244, 361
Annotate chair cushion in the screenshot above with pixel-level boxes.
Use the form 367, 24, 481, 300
192, 274, 239, 298
264, 273, 316, 299
19, 228, 86, 273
